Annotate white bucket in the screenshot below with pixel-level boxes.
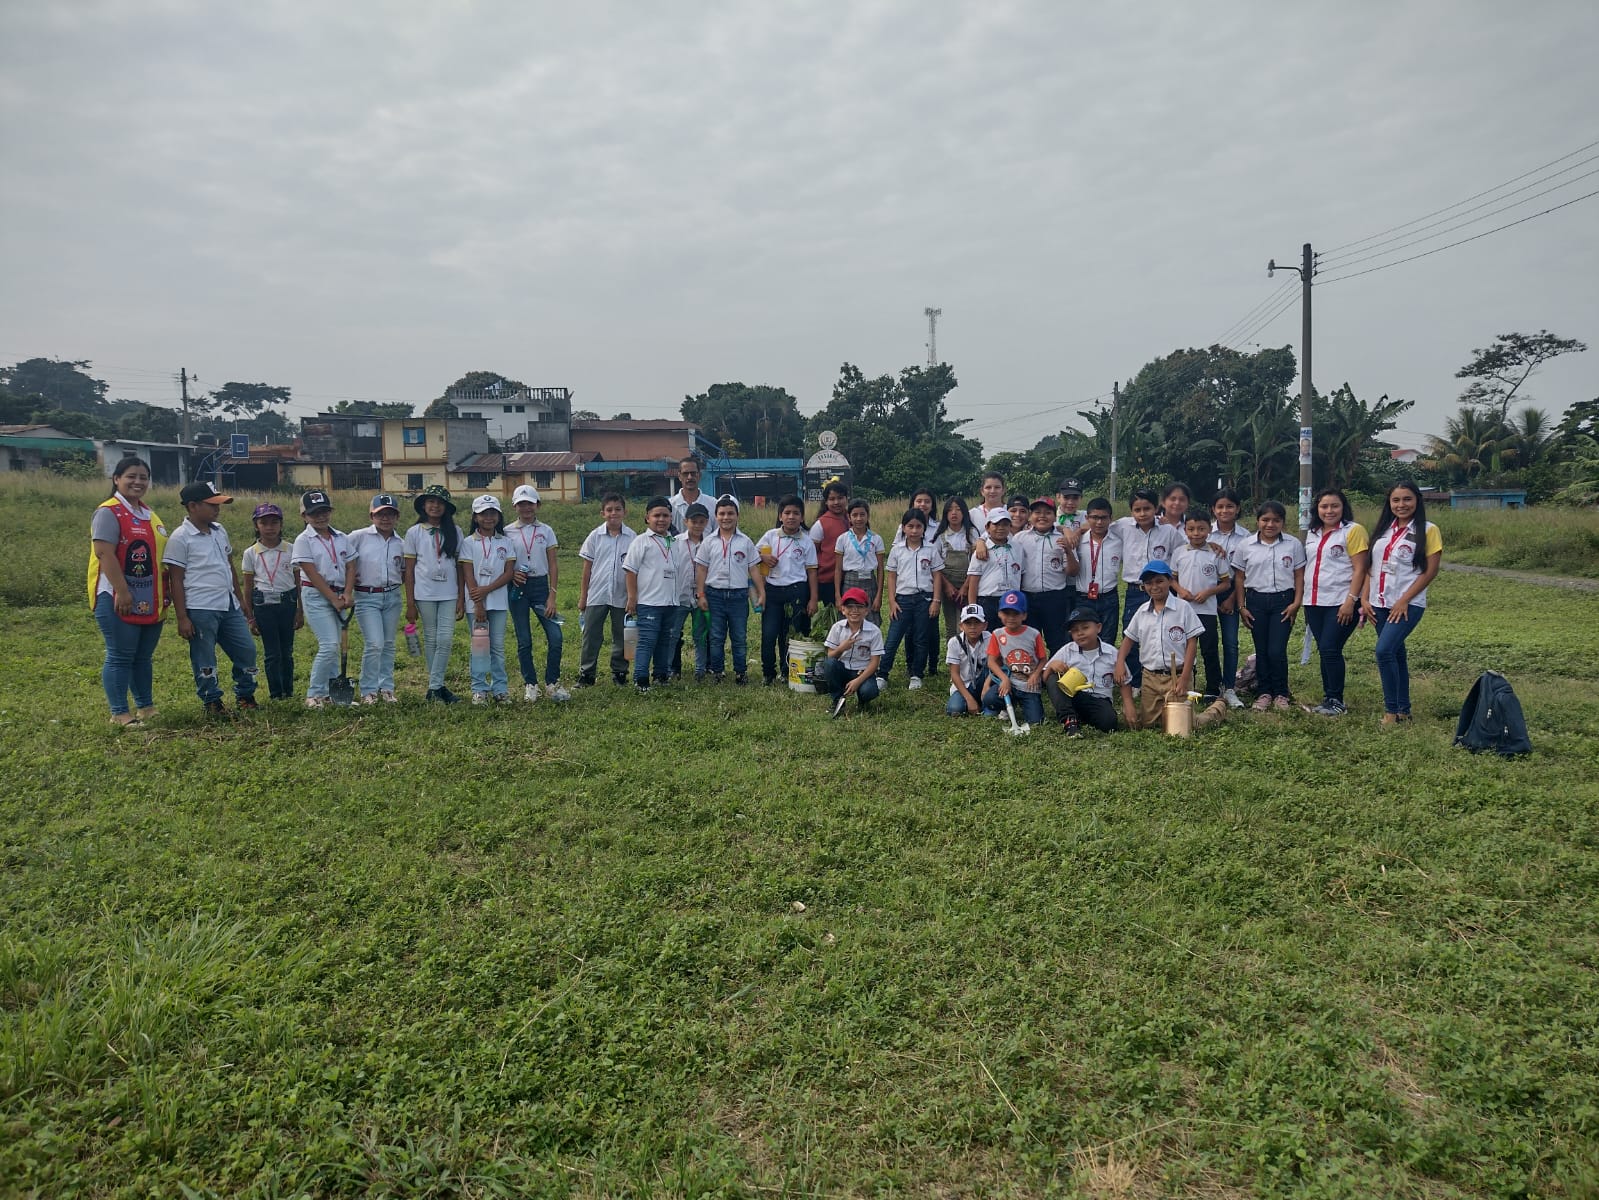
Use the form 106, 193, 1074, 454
786, 639, 827, 693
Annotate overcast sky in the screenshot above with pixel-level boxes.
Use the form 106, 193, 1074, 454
3, 1, 1596, 454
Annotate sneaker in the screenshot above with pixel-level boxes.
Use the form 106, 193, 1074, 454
1061, 715, 1082, 738
380, 690, 398, 703
1273, 695, 1292, 711
471, 692, 487, 705
361, 693, 380, 705
203, 699, 227, 717
493, 693, 511, 704
1252, 694, 1273, 712
710, 672, 725, 684
544, 683, 572, 702
1310, 699, 1346, 717
110, 713, 143, 729
908, 677, 923, 690
525, 683, 540, 702
635, 682, 651, 695
1223, 688, 1243, 709
436, 687, 461, 705
237, 697, 260, 711
576, 673, 596, 689
306, 696, 329, 709
831, 694, 849, 719
694, 672, 707, 683
612, 671, 628, 686
763, 675, 778, 687
734, 674, 747, 686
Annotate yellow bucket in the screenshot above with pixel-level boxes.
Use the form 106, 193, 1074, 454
786, 639, 827, 693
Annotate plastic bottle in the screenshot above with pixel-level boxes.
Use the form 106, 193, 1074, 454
623, 615, 638, 662
471, 620, 490, 656
404, 622, 421, 656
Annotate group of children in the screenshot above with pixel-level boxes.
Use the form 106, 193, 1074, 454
91, 457, 1442, 729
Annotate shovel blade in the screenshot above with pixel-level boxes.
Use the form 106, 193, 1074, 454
329, 677, 356, 706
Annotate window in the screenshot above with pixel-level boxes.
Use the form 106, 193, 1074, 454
467, 472, 493, 489
503, 405, 514, 413
406, 474, 423, 491
535, 472, 554, 489
514, 404, 525, 413
402, 426, 426, 446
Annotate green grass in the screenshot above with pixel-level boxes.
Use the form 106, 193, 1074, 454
1427, 506, 1599, 579
3, 479, 1599, 1196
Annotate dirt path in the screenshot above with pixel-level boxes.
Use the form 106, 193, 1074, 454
1441, 561, 1599, 592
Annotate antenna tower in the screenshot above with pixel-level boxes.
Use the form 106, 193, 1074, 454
924, 307, 941, 366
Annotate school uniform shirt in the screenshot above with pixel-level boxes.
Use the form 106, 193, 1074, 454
578, 523, 638, 608
1073, 530, 1122, 597
1367, 520, 1443, 609
1231, 532, 1307, 593
1304, 522, 1370, 607
1016, 526, 1071, 592
1056, 510, 1086, 533
885, 540, 942, 595
696, 529, 759, 590
824, 618, 885, 672
291, 526, 356, 598
756, 528, 818, 588
945, 632, 989, 693
971, 536, 1025, 597
347, 526, 406, 591
669, 490, 714, 534
890, 517, 937, 548
1170, 543, 1231, 616
623, 530, 690, 607
241, 541, 295, 603
834, 528, 886, 575
404, 521, 465, 602
1111, 518, 1184, 584
971, 503, 1007, 530
507, 520, 558, 577
987, 624, 1048, 692
1209, 523, 1250, 562
1044, 639, 1119, 698
460, 532, 516, 612
166, 519, 240, 611
675, 537, 704, 606
1123, 596, 1203, 671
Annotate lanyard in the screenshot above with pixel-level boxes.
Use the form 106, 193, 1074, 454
514, 524, 541, 563
959, 634, 985, 680
1087, 534, 1103, 582
1377, 523, 1410, 605
653, 532, 675, 562
476, 534, 499, 579
316, 532, 341, 575
847, 529, 872, 563
256, 544, 286, 590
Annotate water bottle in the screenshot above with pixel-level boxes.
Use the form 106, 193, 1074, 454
404, 622, 421, 656
471, 620, 490, 656
578, 611, 585, 634
623, 615, 638, 662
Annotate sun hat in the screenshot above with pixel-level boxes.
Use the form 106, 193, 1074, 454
413, 484, 455, 517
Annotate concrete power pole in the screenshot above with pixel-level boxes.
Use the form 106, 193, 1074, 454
1268, 243, 1316, 528
180, 367, 192, 445
1108, 382, 1121, 504
924, 307, 941, 366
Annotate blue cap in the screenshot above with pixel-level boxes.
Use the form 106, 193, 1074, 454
1140, 559, 1173, 579
999, 590, 1027, 613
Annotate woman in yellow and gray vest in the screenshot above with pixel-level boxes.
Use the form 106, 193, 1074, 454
88, 456, 169, 728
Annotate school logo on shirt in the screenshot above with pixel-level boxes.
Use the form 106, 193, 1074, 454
1201, 563, 1216, 578
1329, 545, 1345, 559
1167, 626, 1187, 646
1281, 554, 1293, 568
733, 550, 746, 562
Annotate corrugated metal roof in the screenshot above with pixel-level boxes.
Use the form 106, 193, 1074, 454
459, 451, 598, 471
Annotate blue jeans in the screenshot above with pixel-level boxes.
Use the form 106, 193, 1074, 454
946, 682, 983, 715
354, 589, 401, 694
633, 604, 677, 684
1246, 589, 1295, 698
302, 591, 344, 699
824, 656, 881, 708
469, 609, 509, 696
186, 606, 258, 704
1372, 605, 1424, 715
94, 594, 164, 715
1121, 584, 1149, 686
416, 598, 457, 690
510, 576, 564, 685
880, 590, 934, 680
1218, 608, 1240, 688
705, 587, 752, 675
982, 678, 1044, 724
1303, 604, 1358, 703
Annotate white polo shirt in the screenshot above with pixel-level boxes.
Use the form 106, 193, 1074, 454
1231, 532, 1307, 593
697, 530, 759, 590
403, 521, 464, 602
507, 520, 558, 578
946, 631, 989, 691
166, 518, 238, 611
1112, 518, 1184, 584
1304, 521, 1369, 606
1170, 543, 1231, 616
885, 540, 942, 594
755, 528, 817, 587
1073, 530, 1122, 594
579, 523, 637, 607
972, 536, 1025, 597
348, 526, 406, 590
824, 617, 884, 672
1368, 520, 1443, 609
459, 532, 516, 611
834, 528, 886, 574
623, 530, 690, 607
1045, 639, 1119, 698
241, 541, 295, 603
1124, 596, 1203, 670
1016, 526, 1070, 592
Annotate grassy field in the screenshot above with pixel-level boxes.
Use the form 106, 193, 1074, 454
3, 478, 1599, 1197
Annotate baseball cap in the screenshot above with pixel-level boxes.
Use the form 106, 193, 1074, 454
1030, 496, 1057, 510
1056, 478, 1083, 496
685, 502, 709, 520
714, 493, 740, 511
1140, 559, 1174, 579
251, 502, 283, 521
1007, 493, 1032, 509
958, 603, 986, 623
180, 481, 233, 505
471, 494, 502, 513
999, 590, 1027, 613
1067, 606, 1102, 626
369, 493, 399, 513
299, 489, 332, 512
512, 484, 541, 505
840, 587, 871, 606
985, 511, 1013, 526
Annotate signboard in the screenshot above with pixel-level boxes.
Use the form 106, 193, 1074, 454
230, 434, 250, 459
805, 449, 849, 470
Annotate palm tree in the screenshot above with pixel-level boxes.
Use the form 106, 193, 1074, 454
1501, 406, 1554, 469
1316, 385, 1414, 490
1428, 407, 1506, 486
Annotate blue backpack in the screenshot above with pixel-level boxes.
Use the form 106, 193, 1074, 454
1453, 671, 1531, 757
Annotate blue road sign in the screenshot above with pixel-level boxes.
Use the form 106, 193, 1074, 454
230, 434, 249, 459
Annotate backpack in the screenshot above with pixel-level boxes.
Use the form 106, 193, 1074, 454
1453, 671, 1531, 757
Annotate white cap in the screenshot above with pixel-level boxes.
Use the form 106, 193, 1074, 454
512, 484, 540, 505
715, 493, 740, 511
471, 494, 502, 513
959, 603, 986, 623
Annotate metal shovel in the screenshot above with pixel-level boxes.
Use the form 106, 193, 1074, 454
1003, 692, 1031, 736
330, 610, 356, 706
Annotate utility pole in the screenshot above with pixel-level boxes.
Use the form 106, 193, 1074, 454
1267, 243, 1317, 529
1108, 382, 1121, 504
924, 307, 941, 367
179, 367, 192, 445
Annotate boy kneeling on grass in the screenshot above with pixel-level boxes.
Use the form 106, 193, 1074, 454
1040, 606, 1119, 736
981, 590, 1048, 725
824, 586, 884, 718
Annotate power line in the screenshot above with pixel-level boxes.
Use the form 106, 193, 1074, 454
1319, 164, 1599, 272
1321, 136, 1599, 256
1213, 277, 1299, 347
1227, 289, 1301, 349
1319, 187, 1599, 286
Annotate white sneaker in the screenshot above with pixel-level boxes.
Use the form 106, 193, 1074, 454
908, 677, 923, 690
380, 690, 398, 703
1223, 688, 1243, 709
361, 693, 379, 705
305, 696, 329, 709
545, 683, 572, 702
472, 692, 487, 706
524, 683, 540, 702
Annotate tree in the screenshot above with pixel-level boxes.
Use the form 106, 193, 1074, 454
1456, 330, 1587, 428
1555, 397, 1599, 444
210, 381, 291, 421
1313, 384, 1413, 491
329, 399, 413, 418
571, 410, 601, 422
0, 358, 108, 411
1501, 406, 1555, 469
425, 371, 530, 418
1428, 407, 1506, 486
681, 383, 805, 458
